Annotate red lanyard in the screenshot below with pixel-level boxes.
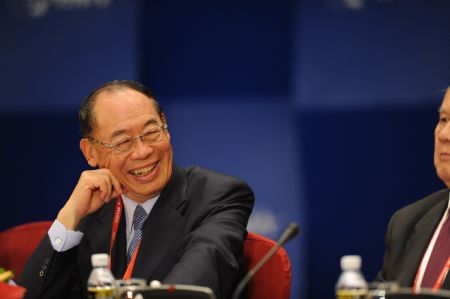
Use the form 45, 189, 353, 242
414, 255, 450, 291
109, 196, 141, 279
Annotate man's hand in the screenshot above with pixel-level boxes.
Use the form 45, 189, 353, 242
57, 169, 123, 230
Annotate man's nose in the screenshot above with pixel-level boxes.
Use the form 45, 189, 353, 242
130, 137, 153, 158
439, 123, 450, 141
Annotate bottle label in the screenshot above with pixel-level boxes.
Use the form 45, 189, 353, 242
87, 286, 115, 299
336, 289, 367, 299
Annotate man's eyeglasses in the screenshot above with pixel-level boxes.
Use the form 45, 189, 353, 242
87, 124, 168, 153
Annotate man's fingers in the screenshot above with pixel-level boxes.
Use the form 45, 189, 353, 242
77, 168, 124, 208
98, 179, 111, 202
110, 190, 121, 200
102, 171, 122, 202
110, 175, 123, 197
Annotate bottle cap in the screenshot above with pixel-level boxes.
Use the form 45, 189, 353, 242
150, 280, 162, 288
340, 255, 361, 270
91, 253, 109, 267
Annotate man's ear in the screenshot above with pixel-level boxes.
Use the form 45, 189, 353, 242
161, 113, 171, 140
160, 112, 167, 125
80, 138, 98, 168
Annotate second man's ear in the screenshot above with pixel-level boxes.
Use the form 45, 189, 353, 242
79, 138, 99, 168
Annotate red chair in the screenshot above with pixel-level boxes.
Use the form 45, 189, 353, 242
243, 232, 292, 299
0, 221, 53, 278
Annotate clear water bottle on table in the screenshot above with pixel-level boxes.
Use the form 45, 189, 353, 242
87, 253, 116, 299
335, 255, 368, 299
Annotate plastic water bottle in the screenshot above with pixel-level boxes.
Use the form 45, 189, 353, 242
87, 253, 116, 299
335, 255, 368, 299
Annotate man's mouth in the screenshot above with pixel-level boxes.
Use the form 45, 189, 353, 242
130, 164, 157, 177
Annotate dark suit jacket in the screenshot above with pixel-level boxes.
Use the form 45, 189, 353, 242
18, 165, 254, 299
376, 189, 450, 288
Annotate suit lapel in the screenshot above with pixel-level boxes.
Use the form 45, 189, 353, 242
88, 200, 115, 253
398, 197, 447, 286
132, 165, 187, 280
86, 198, 128, 278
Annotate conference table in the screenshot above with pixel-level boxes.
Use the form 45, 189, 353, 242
368, 288, 450, 299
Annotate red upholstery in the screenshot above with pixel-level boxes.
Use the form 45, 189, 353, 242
0, 223, 293, 297
243, 232, 292, 299
0, 221, 52, 278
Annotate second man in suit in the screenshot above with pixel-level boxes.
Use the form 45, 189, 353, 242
377, 87, 450, 291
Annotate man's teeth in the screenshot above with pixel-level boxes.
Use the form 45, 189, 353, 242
131, 165, 156, 176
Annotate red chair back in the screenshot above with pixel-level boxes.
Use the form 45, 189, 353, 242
0, 221, 52, 278
243, 232, 292, 299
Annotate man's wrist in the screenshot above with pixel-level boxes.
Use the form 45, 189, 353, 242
57, 206, 81, 231
49, 220, 84, 252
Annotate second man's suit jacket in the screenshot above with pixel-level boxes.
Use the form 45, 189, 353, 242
376, 189, 450, 288
18, 165, 255, 299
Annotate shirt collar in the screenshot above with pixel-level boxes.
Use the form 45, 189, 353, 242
122, 194, 159, 228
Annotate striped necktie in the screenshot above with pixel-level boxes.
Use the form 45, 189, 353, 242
127, 205, 148, 264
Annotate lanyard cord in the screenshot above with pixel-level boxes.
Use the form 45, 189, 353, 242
109, 197, 141, 279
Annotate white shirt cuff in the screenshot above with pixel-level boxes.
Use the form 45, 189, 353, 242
47, 219, 84, 252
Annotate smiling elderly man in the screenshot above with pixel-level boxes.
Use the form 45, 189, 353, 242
18, 80, 254, 299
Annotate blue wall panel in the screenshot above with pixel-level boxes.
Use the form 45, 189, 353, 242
0, 111, 84, 228
140, 1, 294, 99
293, 0, 450, 110
0, 0, 139, 111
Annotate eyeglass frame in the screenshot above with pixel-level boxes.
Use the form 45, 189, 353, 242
86, 124, 168, 153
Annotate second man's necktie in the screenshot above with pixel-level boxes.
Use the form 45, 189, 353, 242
422, 211, 450, 288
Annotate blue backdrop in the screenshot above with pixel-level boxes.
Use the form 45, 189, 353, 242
1, 1, 449, 298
